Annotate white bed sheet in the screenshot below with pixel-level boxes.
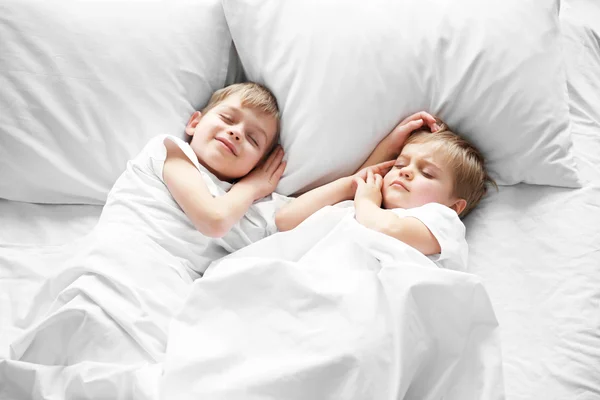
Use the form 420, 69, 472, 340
0, 200, 101, 246
1, 2, 600, 399
462, 3, 600, 398
0, 201, 102, 362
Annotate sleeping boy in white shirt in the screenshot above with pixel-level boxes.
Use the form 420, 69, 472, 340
276, 112, 496, 271
98, 82, 289, 277
9, 82, 289, 366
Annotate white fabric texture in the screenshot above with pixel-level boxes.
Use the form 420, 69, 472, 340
223, 0, 580, 194
8, 229, 194, 365
465, 2, 600, 398
0, 199, 102, 246
161, 207, 504, 400
0, 0, 232, 204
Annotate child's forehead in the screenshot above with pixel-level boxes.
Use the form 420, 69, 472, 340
399, 140, 445, 158
214, 93, 243, 110
397, 141, 456, 170
215, 95, 273, 120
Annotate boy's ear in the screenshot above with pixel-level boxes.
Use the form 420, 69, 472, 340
450, 198, 467, 216
185, 111, 202, 137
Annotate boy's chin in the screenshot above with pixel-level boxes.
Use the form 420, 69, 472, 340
210, 165, 251, 182
382, 198, 407, 210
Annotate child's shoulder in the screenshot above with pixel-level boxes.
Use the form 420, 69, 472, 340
141, 134, 188, 161
390, 203, 465, 233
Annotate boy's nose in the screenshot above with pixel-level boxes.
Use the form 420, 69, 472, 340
401, 169, 413, 179
228, 130, 241, 141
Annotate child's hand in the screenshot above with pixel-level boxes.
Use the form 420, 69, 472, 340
354, 160, 395, 183
386, 111, 440, 151
237, 145, 286, 200
353, 169, 383, 208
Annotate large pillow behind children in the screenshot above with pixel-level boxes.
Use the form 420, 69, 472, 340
223, 0, 580, 194
0, 0, 231, 204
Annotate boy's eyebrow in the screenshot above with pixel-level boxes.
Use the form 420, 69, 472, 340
396, 155, 442, 172
222, 105, 268, 143
421, 159, 442, 172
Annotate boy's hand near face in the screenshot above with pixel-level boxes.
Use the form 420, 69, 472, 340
275, 160, 395, 232
236, 145, 286, 201
353, 160, 395, 185
353, 170, 388, 230
385, 112, 439, 153
358, 111, 439, 171
353, 169, 384, 208
164, 139, 285, 238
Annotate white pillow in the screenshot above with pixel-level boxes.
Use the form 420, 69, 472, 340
0, 0, 231, 204
223, 0, 581, 195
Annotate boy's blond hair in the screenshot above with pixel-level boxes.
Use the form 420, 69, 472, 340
203, 82, 279, 118
405, 119, 497, 218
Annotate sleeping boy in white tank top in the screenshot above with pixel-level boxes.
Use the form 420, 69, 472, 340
99, 82, 289, 278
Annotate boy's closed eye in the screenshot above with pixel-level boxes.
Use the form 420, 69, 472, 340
248, 134, 259, 147
220, 114, 233, 124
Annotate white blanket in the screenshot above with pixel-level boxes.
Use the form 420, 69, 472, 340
162, 207, 505, 400
1, 207, 504, 399
1, 227, 192, 399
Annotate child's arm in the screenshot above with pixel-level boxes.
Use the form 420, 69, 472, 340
353, 170, 441, 256
276, 160, 395, 232
163, 140, 285, 238
275, 176, 354, 232
358, 111, 439, 171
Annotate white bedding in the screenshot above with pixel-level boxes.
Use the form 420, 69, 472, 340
460, 3, 600, 396
0, 199, 101, 246
1, 2, 600, 400
0, 205, 503, 399
162, 207, 503, 400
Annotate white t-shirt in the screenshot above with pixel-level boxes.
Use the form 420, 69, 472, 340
97, 135, 290, 276
334, 200, 468, 271
390, 203, 468, 271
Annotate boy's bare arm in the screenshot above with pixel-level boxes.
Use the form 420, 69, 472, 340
355, 201, 441, 256
163, 139, 284, 238
358, 112, 439, 171
277, 160, 395, 232
353, 170, 441, 256
275, 177, 354, 232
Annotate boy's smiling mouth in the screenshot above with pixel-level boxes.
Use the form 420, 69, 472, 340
215, 137, 238, 156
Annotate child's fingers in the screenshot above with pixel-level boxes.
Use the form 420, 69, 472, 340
374, 173, 382, 189
376, 160, 396, 175
352, 176, 363, 191
367, 169, 374, 184
409, 119, 424, 130
391, 118, 421, 136
402, 111, 435, 126
264, 146, 283, 172
377, 160, 396, 168
270, 148, 285, 173
271, 160, 286, 182
261, 146, 277, 171
412, 112, 438, 132
393, 119, 423, 137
